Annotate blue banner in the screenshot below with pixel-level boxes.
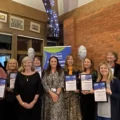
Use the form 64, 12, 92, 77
43, 46, 71, 70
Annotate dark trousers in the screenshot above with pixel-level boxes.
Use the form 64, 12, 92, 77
0, 100, 5, 120
80, 95, 95, 120
4, 99, 17, 120
97, 116, 111, 120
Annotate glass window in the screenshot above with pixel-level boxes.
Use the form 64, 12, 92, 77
0, 34, 12, 50
17, 37, 29, 51
32, 39, 42, 52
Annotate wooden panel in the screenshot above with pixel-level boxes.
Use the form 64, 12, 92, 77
0, 0, 47, 22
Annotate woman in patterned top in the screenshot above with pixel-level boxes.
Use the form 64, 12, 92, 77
42, 56, 65, 120
64, 54, 82, 120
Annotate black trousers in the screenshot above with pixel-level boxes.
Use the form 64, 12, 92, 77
4, 99, 18, 120
0, 100, 5, 120
80, 95, 95, 120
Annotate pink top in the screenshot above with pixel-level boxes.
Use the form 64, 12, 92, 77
0, 67, 7, 78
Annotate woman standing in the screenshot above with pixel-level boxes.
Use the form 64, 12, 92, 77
95, 62, 120, 120
34, 56, 43, 78
80, 58, 97, 120
106, 51, 120, 80
33, 56, 44, 119
4, 58, 18, 120
0, 67, 6, 78
42, 56, 65, 120
0, 67, 6, 120
64, 54, 82, 120
14, 56, 43, 120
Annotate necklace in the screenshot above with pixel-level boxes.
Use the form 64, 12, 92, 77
26, 76, 29, 82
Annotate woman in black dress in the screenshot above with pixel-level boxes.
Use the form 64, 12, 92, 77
14, 56, 43, 120
4, 58, 18, 120
80, 58, 97, 120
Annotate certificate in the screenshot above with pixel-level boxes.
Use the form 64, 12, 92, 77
94, 82, 107, 102
65, 75, 77, 91
9, 72, 17, 89
81, 74, 93, 90
0, 78, 6, 99
35, 66, 42, 77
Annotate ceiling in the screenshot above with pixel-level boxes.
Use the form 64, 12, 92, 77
12, 0, 94, 16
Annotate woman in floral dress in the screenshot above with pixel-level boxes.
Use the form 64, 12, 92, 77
42, 56, 65, 120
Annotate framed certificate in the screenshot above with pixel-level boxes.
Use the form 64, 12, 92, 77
35, 66, 42, 77
9, 72, 17, 89
65, 75, 77, 91
94, 82, 107, 102
0, 78, 6, 99
81, 74, 93, 90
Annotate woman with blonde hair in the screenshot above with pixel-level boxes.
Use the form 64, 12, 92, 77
64, 54, 82, 120
14, 56, 43, 120
4, 58, 18, 120
95, 61, 120, 120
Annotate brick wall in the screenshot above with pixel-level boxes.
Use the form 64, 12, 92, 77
64, 3, 120, 69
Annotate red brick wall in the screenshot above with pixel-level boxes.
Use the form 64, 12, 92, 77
64, 3, 120, 69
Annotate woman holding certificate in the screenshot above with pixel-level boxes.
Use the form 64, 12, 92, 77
0, 67, 6, 120
95, 61, 120, 120
4, 58, 18, 120
64, 54, 82, 120
14, 56, 42, 120
42, 56, 65, 120
106, 51, 120, 80
80, 58, 97, 120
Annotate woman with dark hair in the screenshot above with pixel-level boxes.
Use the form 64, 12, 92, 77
34, 56, 43, 77
64, 54, 82, 120
80, 57, 97, 120
106, 51, 120, 80
42, 56, 65, 120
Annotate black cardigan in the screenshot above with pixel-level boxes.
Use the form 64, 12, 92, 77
110, 78, 120, 120
114, 63, 120, 80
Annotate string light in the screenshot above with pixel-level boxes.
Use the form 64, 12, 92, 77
42, 0, 59, 38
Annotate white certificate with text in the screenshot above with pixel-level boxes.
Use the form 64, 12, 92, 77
81, 74, 93, 90
65, 75, 77, 91
94, 82, 107, 102
9, 72, 17, 89
0, 79, 6, 98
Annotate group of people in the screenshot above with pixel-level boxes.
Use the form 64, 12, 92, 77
0, 51, 120, 120
0, 56, 43, 120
